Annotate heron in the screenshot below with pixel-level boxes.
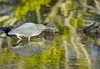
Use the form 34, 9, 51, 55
8, 22, 47, 42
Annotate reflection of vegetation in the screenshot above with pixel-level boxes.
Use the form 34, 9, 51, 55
14, 0, 51, 20
24, 44, 65, 69
0, 0, 99, 69
61, 26, 71, 42
78, 58, 89, 69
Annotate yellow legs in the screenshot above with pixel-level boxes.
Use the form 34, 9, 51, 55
16, 35, 31, 43
16, 35, 22, 43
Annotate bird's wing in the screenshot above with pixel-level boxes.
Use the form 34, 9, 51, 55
8, 23, 37, 37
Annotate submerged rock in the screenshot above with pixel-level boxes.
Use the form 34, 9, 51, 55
83, 22, 100, 40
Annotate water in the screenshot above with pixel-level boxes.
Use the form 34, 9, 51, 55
0, 28, 100, 69
0, 0, 100, 69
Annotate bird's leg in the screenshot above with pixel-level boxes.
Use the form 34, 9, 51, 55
16, 35, 22, 43
16, 35, 22, 40
28, 37, 31, 42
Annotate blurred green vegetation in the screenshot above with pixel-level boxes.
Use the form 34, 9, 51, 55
0, 0, 99, 69
14, 0, 51, 20
24, 46, 65, 69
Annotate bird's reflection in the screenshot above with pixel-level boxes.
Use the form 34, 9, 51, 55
9, 42, 43, 56
8, 32, 59, 56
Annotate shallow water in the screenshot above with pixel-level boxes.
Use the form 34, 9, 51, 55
0, 28, 100, 69
0, 0, 100, 69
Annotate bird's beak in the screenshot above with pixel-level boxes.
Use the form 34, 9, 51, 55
46, 27, 55, 30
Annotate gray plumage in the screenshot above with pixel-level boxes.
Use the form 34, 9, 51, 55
8, 22, 46, 37
8, 22, 46, 41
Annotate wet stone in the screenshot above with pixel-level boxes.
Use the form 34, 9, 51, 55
83, 22, 100, 40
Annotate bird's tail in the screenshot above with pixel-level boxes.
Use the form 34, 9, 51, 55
0, 27, 6, 32
0, 26, 13, 32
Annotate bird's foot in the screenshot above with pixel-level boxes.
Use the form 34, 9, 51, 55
17, 39, 22, 43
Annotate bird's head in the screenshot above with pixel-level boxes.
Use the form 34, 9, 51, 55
44, 22, 59, 33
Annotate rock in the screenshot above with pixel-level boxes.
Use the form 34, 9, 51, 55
83, 22, 100, 40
